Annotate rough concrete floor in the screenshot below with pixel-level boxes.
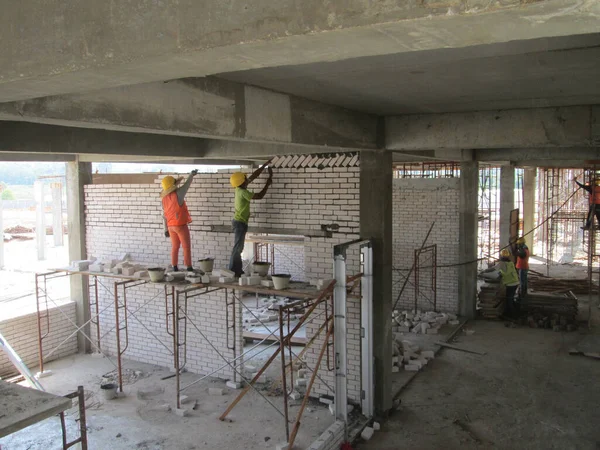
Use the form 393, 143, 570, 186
0, 352, 333, 450
358, 319, 600, 450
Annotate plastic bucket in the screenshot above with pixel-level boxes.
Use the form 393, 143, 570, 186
252, 262, 271, 276
148, 268, 165, 282
198, 258, 214, 273
272, 274, 291, 290
100, 383, 117, 400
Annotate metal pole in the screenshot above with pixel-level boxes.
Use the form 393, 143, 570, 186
333, 254, 348, 423
93, 276, 101, 352
35, 274, 44, 373
278, 306, 290, 441
113, 282, 123, 392
175, 290, 181, 409
77, 385, 89, 449
360, 243, 374, 418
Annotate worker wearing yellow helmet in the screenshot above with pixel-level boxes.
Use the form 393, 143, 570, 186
480, 247, 519, 317
160, 170, 198, 272
228, 161, 273, 277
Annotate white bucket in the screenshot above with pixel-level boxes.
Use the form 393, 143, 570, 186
100, 383, 117, 400
252, 262, 271, 276
198, 258, 214, 273
272, 274, 291, 290
147, 268, 165, 282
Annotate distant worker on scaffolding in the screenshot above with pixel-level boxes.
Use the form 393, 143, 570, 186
228, 161, 273, 278
573, 176, 600, 230
480, 248, 520, 317
514, 237, 529, 298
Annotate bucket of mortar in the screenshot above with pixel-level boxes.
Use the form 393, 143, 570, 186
272, 274, 291, 290
100, 383, 117, 400
147, 267, 165, 282
198, 258, 214, 273
252, 261, 271, 276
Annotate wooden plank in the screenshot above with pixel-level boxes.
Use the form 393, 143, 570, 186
215, 282, 321, 300
243, 331, 307, 346
0, 381, 71, 438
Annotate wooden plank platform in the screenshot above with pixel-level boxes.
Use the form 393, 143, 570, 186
0, 381, 71, 438
243, 331, 307, 345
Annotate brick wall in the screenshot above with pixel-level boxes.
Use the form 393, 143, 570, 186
272, 243, 305, 280
0, 302, 77, 378
392, 178, 460, 313
84, 165, 362, 393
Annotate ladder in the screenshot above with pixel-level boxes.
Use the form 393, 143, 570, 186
0, 331, 44, 390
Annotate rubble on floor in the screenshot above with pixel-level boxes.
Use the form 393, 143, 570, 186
528, 274, 597, 295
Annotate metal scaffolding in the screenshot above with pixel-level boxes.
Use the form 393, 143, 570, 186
35, 267, 363, 448
478, 165, 500, 269
393, 161, 460, 179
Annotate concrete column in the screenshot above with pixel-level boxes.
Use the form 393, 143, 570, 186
0, 190, 3, 269
34, 181, 46, 260
499, 165, 515, 248
359, 149, 392, 416
458, 152, 478, 318
51, 182, 64, 246
67, 160, 93, 353
523, 169, 536, 251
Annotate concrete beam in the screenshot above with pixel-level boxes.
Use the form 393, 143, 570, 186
477, 147, 600, 164
0, 0, 598, 102
0, 152, 75, 162
386, 106, 600, 150
0, 122, 360, 160
0, 78, 378, 149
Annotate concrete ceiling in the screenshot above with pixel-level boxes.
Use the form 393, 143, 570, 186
219, 33, 600, 115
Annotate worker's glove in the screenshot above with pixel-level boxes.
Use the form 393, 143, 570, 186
164, 230, 170, 238
191, 169, 198, 176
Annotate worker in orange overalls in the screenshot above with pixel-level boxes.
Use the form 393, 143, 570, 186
160, 170, 198, 272
574, 176, 600, 230
514, 237, 529, 298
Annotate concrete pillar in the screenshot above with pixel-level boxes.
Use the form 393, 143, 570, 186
458, 152, 478, 318
66, 160, 93, 353
499, 165, 515, 248
34, 181, 46, 260
359, 149, 392, 416
51, 182, 64, 247
523, 169, 536, 251
0, 190, 3, 269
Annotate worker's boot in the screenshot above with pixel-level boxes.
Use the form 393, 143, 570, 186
187, 266, 194, 272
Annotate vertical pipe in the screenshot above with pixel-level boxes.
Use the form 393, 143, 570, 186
333, 254, 348, 423
94, 277, 101, 352
278, 306, 290, 441
35, 274, 44, 373
113, 282, 123, 392
78, 385, 88, 449
174, 291, 181, 409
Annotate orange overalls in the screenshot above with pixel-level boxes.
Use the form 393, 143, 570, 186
162, 192, 192, 267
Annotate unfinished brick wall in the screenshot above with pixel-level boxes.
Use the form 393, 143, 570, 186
0, 302, 78, 378
392, 178, 460, 313
84, 164, 362, 394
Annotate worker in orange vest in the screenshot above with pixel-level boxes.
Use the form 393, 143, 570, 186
160, 170, 198, 272
574, 176, 600, 230
514, 237, 529, 298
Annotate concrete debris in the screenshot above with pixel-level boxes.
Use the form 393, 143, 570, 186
373, 422, 381, 431
289, 390, 302, 401
208, 388, 223, 396
361, 426, 375, 441
226, 380, 242, 389
319, 395, 334, 405
174, 408, 188, 417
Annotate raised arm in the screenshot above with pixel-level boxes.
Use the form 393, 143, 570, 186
177, 170, 198, 205
252, 167, 273, 200
247, 160, 272, 184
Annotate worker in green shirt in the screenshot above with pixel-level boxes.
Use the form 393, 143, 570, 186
228, 162, 273, 277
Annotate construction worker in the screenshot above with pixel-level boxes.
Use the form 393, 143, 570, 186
573, 176, 600, 230
481, 248, 520, 317
514, 237, 529, 298
161, 170, 198, 272
228, 162, 273, 277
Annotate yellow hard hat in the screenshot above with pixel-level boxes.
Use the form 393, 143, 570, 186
161, 176, 176, 191
517, 237, 526, 245
500, 249, 511, 257
230, 172, 246, 188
